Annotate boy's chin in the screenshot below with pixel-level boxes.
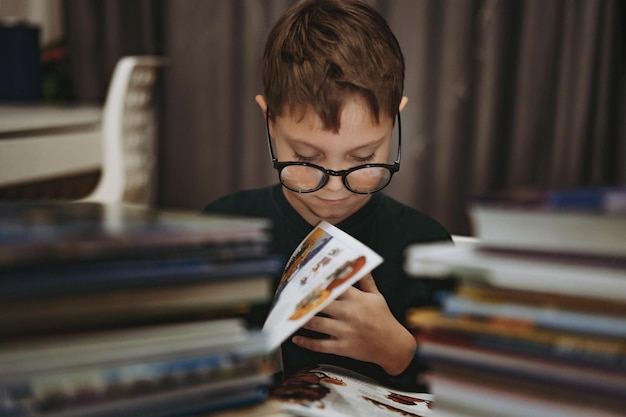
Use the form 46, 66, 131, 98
283, 187, 371, 224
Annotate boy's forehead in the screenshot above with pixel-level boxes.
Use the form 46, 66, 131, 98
279, 100, 383, 129
274, 103, 394, 150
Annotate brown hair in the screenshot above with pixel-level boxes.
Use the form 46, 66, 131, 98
262, 0, 405, 131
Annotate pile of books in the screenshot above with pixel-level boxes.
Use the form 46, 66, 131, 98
0, 201, 283, 417
405, 187, 626, 417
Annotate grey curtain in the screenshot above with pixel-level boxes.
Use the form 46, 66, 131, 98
65, 0, 625, 235
159, 1, 288, 210
63, 0, 163, 101
381, 0, 624, 233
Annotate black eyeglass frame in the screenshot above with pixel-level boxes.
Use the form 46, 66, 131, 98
265, 110, 402, 194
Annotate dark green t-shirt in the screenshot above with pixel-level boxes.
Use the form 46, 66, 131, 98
202, 184, 453, 389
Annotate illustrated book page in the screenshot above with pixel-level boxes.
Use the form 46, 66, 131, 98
262, 221, 383, 350
271, 364, 433, 417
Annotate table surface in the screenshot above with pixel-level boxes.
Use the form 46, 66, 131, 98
0, 102, 103, 187
0, 102, 102, 135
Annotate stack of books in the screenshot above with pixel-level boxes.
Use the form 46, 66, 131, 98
404, 187, 626, 417
0, 201, 283, 417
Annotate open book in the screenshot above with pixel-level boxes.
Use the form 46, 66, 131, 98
258, 223, 437, 416
262, 221, 383, 350
271, 364, 433, 417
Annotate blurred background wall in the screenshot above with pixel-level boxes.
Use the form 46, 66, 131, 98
5, 0, 624, 235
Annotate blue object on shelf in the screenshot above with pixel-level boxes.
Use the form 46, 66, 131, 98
0, 22, 41, 100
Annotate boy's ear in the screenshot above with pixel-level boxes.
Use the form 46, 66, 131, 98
399, 96, 409, 112
255, 95, 274, 138
255, 95, 268, 115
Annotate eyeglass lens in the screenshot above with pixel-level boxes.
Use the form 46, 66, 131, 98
279, 165, 392, 193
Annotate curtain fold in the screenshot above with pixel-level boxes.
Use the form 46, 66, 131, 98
159, 0, 283, 211
63, 0, 163, 101
384, 0, 623, 233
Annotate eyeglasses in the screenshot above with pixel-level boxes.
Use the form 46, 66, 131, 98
265, 110, 401, 194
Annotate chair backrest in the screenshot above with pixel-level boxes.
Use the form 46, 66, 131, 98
82, 56, 166, 206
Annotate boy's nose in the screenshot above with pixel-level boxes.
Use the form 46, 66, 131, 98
324, 173, 346, 192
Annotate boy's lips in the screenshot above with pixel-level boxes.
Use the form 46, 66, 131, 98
316, 196, 350, 205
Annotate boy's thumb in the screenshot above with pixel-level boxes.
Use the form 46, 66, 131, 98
358, 273, 380, 294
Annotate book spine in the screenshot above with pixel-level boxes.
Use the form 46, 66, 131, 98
0, 255, 283, 299
441, 294, 626, 338
409, 312, 626, 371
419, 338, 626, 395
471, 332, 626, 370
547, 186, 626, 213
0, 348, 273, 417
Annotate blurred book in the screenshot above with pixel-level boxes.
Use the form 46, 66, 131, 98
469, 186, 626, 257
425, 371, 624, 417
404, 243, 626, 301
407, 307, 626, 371
0, 202, 282, 416
0, 318, 274, 417
408, 309, 626, 393
0, 274, 274, 337
438, 292, 626, 338
405, 187, 626, 416
0, 201, 271, 268
0, 202, 282, 337
0, 253, 282, 299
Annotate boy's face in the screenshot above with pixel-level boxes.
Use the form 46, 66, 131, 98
267, 97, 396, 226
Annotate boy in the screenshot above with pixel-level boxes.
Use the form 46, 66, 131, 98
203, 0, 452, 390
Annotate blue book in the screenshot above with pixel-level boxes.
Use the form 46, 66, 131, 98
547, 186, 626, 213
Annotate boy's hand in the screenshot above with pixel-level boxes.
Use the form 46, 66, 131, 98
292, 274, 417, 376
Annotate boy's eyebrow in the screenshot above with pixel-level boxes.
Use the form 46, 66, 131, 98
284, 135, 387, 151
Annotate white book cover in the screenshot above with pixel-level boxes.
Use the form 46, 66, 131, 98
426, 372, 624, 417
0, 318, 252, 381
405, 243, 626, 302
470, 204, 626, 257
263, 221, 383, 350
468, 186, 626, 257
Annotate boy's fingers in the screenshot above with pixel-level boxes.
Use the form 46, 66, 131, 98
357, 273, 380, 294
292, 335, 333, 353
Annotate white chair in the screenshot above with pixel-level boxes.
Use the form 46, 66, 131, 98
82, 56, 166, 206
